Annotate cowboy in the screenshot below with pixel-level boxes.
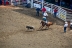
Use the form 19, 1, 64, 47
64, 22, 68, 33
70, 22, 72, 29
43, 11, 48, 22
39, 17, 47, 29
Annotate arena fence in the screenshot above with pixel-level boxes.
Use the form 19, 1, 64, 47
33, 0, 72, 22
11, 0, 72, 22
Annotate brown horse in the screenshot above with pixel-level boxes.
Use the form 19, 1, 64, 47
39, 21, 53, 30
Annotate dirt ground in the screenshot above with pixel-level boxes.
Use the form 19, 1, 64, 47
0, 6, 72, 48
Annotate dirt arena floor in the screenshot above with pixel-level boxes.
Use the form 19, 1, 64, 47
0, 6, 72, 48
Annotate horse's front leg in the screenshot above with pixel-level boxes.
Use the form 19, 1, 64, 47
45, 26, 49, 29
39, 26, 44, 30
45, 26, 47, 29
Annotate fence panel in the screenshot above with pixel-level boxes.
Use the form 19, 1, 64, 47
58, 7, 67, 21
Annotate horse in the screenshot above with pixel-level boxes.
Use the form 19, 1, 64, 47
39, 21, 53, 30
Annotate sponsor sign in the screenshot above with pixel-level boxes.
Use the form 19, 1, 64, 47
34, 3, 41, 8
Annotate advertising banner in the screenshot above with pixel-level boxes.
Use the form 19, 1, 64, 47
34, 3, 41, 8
44, 6, 51, 13
58, 7, 66, 21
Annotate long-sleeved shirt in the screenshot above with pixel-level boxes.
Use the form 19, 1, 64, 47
43, 12, 48, 17
42, 8, 46, 12
64, 23, 68, 27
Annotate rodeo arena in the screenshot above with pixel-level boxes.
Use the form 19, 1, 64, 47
0, 0, 72, 48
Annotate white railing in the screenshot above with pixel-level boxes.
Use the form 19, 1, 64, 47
11, 0, 72, 21
33, 0, 72, 21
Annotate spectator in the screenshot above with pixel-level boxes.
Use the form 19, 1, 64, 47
42, 6, 46, 15
54, 8, 58, 18
25, 3, 31, 8
64, 22, 68, 33
70, 22, 72, 29
36, 7, 40, 16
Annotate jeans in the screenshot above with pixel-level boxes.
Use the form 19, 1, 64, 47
42, 12, 44, 16
54, 12, 57, 17
44, 16, 48, 20
36, 11, 39, 16
64, 27, 67, 33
